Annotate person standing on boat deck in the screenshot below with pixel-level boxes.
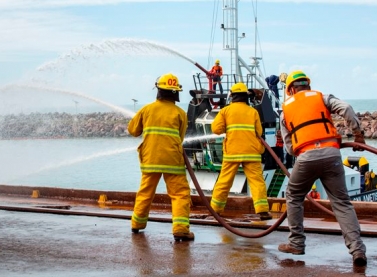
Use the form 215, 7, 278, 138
275, 129, 285, 164
127, 73, 194, 241
210, 82, 272, 221
278, 70, 367, 267
210, 59, 224, 94
309, 184, 320, 200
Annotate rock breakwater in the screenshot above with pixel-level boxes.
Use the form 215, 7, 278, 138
0, 112, 131, 139
1, 111, 377, 139
333, 111, 377, 139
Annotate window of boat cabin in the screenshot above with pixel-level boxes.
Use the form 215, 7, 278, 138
207, 111, 218, 119
203, 123, 223, 164
195, 123, 205, 136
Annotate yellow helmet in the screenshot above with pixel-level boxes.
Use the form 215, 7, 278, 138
230, 82, 248, 94
312, 184, 317, 190
215, 59, 220, 64
285, 70, 310, 95
155, 73, 182, 91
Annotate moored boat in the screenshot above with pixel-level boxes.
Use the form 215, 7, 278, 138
182, 0, 376, 202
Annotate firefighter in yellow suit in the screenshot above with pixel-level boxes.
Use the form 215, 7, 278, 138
210, 82, 272, 220
127, 73, 194, 241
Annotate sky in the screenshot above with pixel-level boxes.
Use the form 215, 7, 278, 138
0, 0, 376, 114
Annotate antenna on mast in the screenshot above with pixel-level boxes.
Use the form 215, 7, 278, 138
254, 0, 258, 59
221, 0, 266, 89
221, 0, 243, 82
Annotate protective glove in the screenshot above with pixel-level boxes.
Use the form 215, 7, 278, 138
353, 130, 365, 151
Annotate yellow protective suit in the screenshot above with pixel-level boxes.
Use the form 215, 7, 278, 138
127, 99, 191, 233
210, 102, 269, 214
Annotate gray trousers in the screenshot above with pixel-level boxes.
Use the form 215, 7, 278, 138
286, 154, 366, 255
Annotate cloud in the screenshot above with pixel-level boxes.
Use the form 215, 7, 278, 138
0, 11, 99, 56
0, 0, 375, 101
0, 0, 376, 10
260, 0, 377, 4
0, 0, 205, 10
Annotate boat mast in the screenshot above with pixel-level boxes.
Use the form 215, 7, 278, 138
222, 0, 241, 82
221, 0, 268, 90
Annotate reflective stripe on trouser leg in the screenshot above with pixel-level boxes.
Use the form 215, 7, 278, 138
211, 162, 239, 214
132, 172, 161, 230
163, 173, 191, 233
243, 162, 269, 214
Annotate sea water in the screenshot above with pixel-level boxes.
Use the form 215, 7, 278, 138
0, 99, 376, 193
0, 137, 143, 192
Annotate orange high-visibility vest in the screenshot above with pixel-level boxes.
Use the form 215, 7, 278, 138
276, 135, 284, 147
282, 90, 339, 156
211, 65, 223, 76
309, 191, 321, 199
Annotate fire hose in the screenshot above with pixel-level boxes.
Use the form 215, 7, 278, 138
184, 140, 377, 238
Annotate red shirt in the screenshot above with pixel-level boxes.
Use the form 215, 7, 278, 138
211, 65, 223, 76
309, 191, 321, 199
276, 135, 284, 147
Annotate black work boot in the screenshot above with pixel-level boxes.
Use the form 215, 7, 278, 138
353, 252, 367, 266
173, 232, 195, 241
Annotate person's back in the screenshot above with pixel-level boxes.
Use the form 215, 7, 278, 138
309, 185, 320, 200
128, 73, 194, 241
210, 82, 271, 221
275, 130, 284, 163
211, 59, 223, 76
309, 190, 320, 199
213, 102, 264, 159
211, 65, 222, 76
279, 70, 367, 267
283, 90, 339, 156
130, 100, 186, 170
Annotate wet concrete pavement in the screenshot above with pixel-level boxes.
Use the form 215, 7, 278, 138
1, 197, 377, 276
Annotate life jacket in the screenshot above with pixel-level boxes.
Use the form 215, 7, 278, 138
282, 90, 340, 156
211, 65, 223, 76
309, 191, 321, 199
276, 134, 284, 147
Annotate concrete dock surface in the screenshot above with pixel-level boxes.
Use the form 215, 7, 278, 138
1, 194, 377, 277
